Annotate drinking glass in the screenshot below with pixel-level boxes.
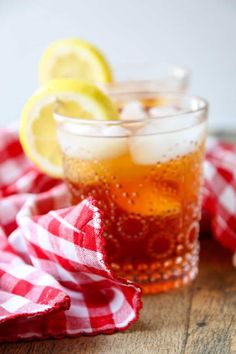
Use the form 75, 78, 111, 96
105, 63, 190, 93
55, 90, 208, 294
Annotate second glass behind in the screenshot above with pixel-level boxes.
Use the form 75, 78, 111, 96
105, 63, 190, 93
55, 90, 208, 294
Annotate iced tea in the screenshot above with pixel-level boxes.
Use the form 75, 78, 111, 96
56, 93, 208, 294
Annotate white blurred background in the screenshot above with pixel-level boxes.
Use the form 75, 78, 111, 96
0, 0, 235, 131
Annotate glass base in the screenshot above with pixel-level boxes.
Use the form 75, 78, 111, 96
141, 265, 198, 294
111, 242, 199, 294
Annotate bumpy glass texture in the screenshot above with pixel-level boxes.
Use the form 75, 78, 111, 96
57, 96, 207, 294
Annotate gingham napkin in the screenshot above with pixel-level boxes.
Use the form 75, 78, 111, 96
0, 128, 142, 342
1, 128, 236, 343
203, 138, 236, 252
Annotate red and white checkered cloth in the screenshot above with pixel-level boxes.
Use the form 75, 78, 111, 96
0, 128, 142, 342
203, 138, 236, 252
1, 128, 236, 343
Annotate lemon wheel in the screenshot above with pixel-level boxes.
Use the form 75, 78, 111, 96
20, 79, 118, 178
39, 38, 112, 85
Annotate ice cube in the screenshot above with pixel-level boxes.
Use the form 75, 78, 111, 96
149, 106, 179, 118
132, 113, 201, 135
120, 101, 148, 120
57, 124, 128, 160
102, 125, 131, 137
129, 121, 207, 165
62, 122, 102, 136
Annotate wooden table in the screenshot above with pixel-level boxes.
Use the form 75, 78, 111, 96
1, 238, 235, 354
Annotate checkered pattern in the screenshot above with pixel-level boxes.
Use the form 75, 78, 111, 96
0, 129, 142, 342
0, 128, 31, 193
203, 138, 236, 251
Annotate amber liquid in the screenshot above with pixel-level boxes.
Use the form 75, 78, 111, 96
63, 141, 204, 294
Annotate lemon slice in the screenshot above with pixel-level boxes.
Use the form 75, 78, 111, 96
112, 183, 181, 217
39, 38, 112, 85
20, 79, 119, 178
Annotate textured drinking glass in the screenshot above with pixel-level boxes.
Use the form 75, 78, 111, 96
55, 91, 208, 294
105, 63, 190, 93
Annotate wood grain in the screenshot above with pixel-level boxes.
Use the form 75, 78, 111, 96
184, 240, 236, 354
0, 239, 235, 354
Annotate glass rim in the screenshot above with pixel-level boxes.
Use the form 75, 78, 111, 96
54, 91, 208, 127
105, 63, 191, 92
112, 62, 191, 76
